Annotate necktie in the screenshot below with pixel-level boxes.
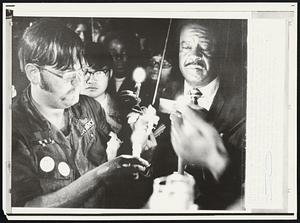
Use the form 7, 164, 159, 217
188, 88, 208, 119
189, 88, 202, 105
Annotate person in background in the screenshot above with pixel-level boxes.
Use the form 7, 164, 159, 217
67, 19, 91, 44
102, 31, 142, 117
81, 48, 122, 134
105, 31, 141, 94
146, 53, 173, 85
91, 19, 110, 46
11, 19, 149, 208
139, 52, 175, 107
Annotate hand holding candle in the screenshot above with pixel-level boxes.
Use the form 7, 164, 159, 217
130, 105, 159, 158
170, 98, 229, 180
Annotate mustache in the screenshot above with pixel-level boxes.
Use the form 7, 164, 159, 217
85, 85, 98, 89
184, 57, 206, 69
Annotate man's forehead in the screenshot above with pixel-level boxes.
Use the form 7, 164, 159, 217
109, 39, 126, 51
180, 23, 214, 40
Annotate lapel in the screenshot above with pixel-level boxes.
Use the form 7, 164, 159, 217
207, 85, 225, 125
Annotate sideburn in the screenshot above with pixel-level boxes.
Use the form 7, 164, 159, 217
39, 72, 54, 93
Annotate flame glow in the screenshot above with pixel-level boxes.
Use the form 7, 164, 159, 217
133, 67, 146, 83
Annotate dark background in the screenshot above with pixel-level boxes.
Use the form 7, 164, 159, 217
11, 17, 247, 95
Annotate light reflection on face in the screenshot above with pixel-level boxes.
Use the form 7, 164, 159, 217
179, 23, 217, 87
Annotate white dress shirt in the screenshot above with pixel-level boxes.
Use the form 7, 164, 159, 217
184, 77, 220, 111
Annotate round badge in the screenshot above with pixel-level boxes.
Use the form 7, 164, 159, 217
39, 156, 55, 173
58, 162, 70, 177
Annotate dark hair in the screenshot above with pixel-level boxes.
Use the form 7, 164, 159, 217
84, 43, 112, 70
103, 31, 140, 58
18, 18, 85, 72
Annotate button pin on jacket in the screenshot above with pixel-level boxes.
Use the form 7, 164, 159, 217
40, 156, 55, 172
58, 162, 70, 177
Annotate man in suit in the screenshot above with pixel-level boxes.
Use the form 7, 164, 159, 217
151, 19, 246, 210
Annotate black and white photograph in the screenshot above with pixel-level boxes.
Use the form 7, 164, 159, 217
2, 3, 297, 221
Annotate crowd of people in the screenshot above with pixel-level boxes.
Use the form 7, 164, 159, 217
11, 17, 246, 210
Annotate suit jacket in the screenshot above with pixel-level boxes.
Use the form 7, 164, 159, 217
150, 76, 246, 210
104, 75, 246, 210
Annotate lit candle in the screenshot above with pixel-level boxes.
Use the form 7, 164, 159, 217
132, 67, 146, 98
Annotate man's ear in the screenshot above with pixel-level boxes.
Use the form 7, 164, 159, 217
24, 63, 40, 85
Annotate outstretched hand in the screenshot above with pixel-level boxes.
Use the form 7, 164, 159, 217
96, 155, 150, 184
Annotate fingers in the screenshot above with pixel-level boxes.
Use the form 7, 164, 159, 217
146, 133, 157, 149
170, 111, 183, 126
131, 164, 146, 172
118, 164, 148, 180
119, 155, 150, 167
178, 105, 218, 140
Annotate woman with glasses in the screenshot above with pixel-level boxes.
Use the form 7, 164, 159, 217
145, 53, 173, 84
81, 50, 122, 134
138, 50, 177, 107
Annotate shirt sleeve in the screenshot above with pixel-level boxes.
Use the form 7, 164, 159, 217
11, 131, 43, 207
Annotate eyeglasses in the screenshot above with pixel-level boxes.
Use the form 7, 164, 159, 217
35, 65, 85, 83
148, 59, 172, 69
83, 68, 111, 81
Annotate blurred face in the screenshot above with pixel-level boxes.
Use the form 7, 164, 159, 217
179, 23, 217, 87
75, 24, 88, 42
81, 66, 111, 98
37, 62, 84, 109
92, 28, 101, 43
146, 54, 172, 83
108, 38, 129, 77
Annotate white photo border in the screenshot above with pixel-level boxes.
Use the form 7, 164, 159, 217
2, 2, 297, 221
